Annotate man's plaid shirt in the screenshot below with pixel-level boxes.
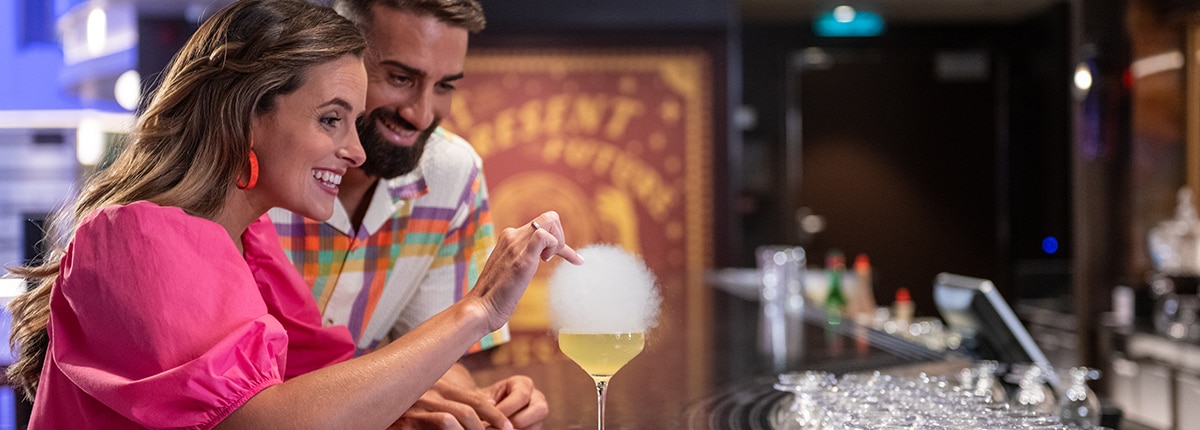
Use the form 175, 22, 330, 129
269, 128, 505, 354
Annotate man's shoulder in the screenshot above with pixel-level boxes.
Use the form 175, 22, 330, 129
424, 127, 483, 170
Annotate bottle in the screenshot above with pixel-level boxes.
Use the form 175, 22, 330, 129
824, 250, 847, 320
893, 287, 914, 332
850, 254, 877, 322
823, 250, 847, 353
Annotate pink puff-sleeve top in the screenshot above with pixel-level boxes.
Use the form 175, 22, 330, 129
30, 202, 354, 429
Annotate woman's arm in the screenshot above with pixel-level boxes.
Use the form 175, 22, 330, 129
220, 211, 581, 429
219, 300, 493, 429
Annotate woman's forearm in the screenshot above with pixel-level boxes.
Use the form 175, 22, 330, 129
217, 299, 492, 429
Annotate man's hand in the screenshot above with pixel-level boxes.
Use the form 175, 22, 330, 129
483, 376, 548, 430
388, 365, 547, 429
387, 379, 504, 430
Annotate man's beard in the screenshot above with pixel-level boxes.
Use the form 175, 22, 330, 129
356, 108, 438, 179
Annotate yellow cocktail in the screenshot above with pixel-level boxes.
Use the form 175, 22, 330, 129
559, 331, 645, 382
558, 330, 646, 429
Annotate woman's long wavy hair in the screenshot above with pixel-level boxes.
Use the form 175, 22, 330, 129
5, 0, 365, 398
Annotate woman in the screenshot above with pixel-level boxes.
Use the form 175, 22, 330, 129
5, 0, 579, 428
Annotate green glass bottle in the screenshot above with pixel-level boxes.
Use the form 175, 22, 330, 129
824, 250, 847, 321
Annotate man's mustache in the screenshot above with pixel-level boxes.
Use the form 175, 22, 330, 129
361, 109, 420, 133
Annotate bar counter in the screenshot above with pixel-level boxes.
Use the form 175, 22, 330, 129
463, 277, 953, 429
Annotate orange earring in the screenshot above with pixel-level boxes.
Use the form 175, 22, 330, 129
236, 150, 259, 190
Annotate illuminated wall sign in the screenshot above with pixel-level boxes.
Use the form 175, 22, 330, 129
813, 6, 885, 37
443, 49, 713, 333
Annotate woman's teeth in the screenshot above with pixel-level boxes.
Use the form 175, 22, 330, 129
313, 170, 342, 186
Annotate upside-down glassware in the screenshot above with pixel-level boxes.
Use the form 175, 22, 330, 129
773, 369, 1077, 429
774, 371, 836, 429
1058, 366, 1102, 428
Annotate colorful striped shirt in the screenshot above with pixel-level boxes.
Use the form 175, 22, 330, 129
269, 127, 505, 354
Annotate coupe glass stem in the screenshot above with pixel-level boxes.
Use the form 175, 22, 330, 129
596, 379, 608, 430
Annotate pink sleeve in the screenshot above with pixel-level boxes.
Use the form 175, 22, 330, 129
49, 203, 287, 428
242, 215, 354, 379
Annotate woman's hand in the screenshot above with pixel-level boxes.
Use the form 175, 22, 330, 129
471, 211, 583, 331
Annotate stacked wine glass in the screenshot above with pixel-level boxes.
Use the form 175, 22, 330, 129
773, 364, 1106, 429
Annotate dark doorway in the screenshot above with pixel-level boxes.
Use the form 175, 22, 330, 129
786, 47, 1000, 314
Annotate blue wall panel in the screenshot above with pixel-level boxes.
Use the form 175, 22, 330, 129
1, 0, 81, 110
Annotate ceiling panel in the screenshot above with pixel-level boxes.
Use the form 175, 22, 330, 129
741, 0, 1065, 24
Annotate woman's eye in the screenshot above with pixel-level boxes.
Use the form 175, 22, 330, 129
321, 116, 341, 127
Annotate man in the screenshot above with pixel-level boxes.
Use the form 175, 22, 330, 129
269, 0, 547, 428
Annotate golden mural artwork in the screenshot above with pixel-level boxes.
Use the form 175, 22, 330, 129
443, 49, 712, 335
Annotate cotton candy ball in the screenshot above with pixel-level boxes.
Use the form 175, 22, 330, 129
548, 244, 661, 333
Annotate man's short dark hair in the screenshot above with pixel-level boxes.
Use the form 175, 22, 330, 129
332, 0, 486, 33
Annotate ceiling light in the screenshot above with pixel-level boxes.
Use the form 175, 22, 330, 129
115, 70, 142, 111
814, 7, 884, 37
833, 6, 856, 23
86, 7, 107, 57
1073, 62, 1093, 92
